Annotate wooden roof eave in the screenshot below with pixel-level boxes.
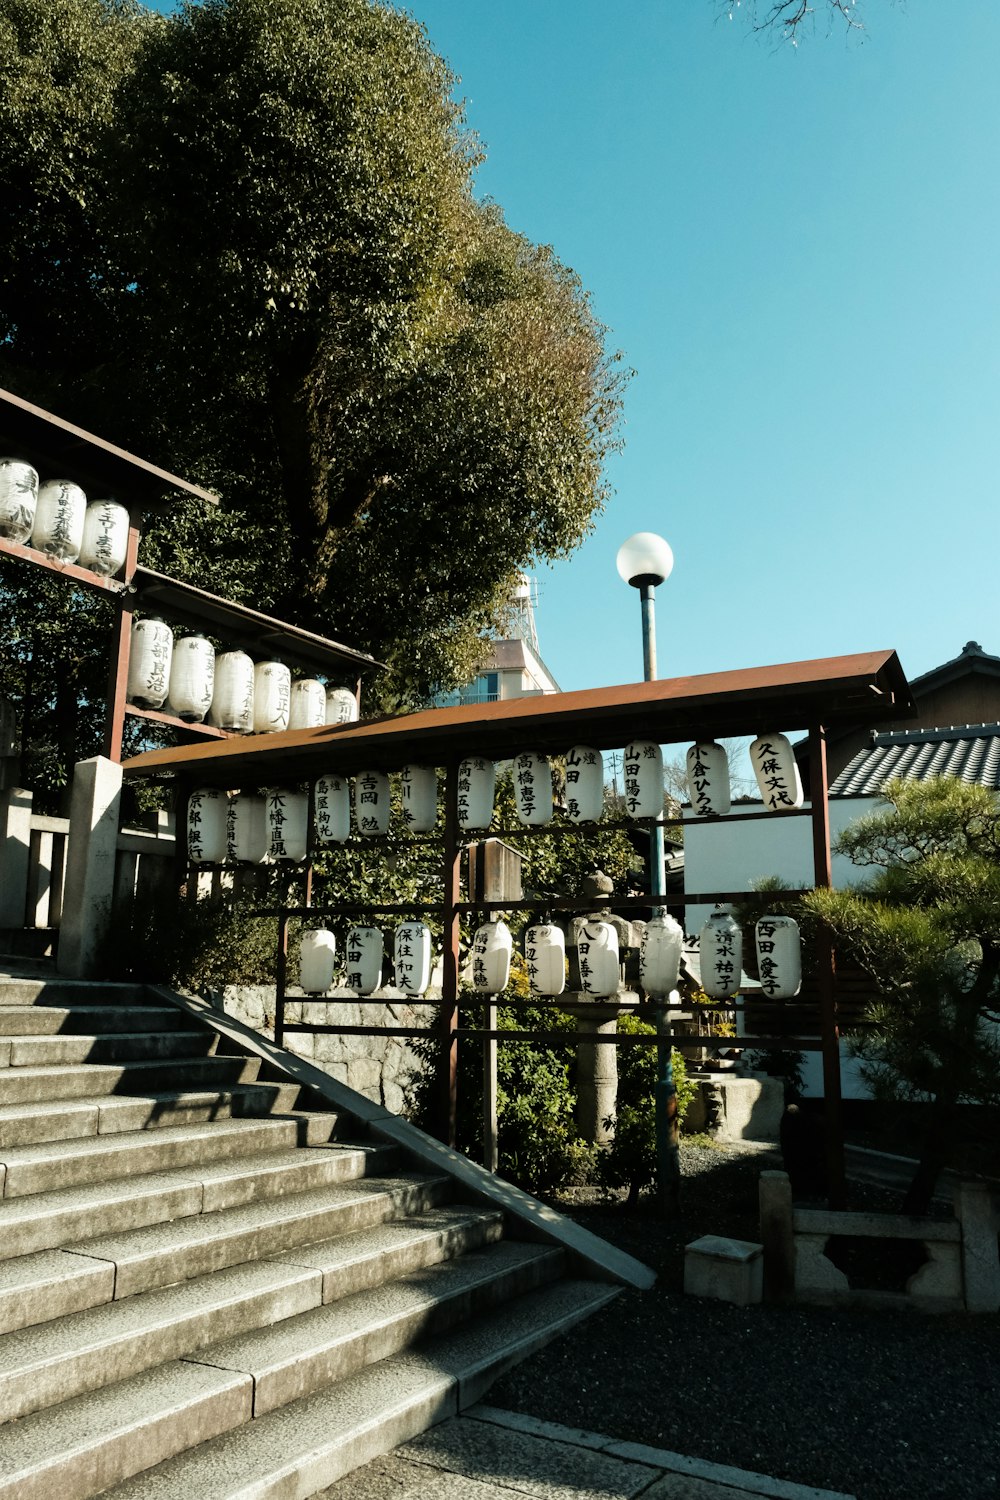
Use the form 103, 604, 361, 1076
122, 649, 915, 787
132, 567, 384, 678
0, 386, 218, 510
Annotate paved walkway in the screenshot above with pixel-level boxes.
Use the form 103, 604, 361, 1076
316, 1405, 856, 1500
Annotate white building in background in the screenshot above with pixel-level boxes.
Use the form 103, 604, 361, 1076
683, 714, 1000, 1100
436, 575, 560, 707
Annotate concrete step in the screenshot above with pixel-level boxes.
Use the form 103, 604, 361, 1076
267, 1203, 505, 1304
0, 1252, 600, 1500
0, 1201, 499, 1338
0, 1256, 323, 1424
0, 980, 152, 1008
0, 1115, 305, 1198
0, 1083, 320, 1148
91, 1280, 620, 1500
190, 1240, 564, 1417
0, 1030, 218, 1069
0, 1193, 494, 1426
67, 1172, 453, 1297
0, 1145, 421, 1264
0, 1053, 264, 1105
0, 1245, 116, 1337
0, 1360, 253, 1500
0, 1005, 196, 1036
0, 1169, 215, 1261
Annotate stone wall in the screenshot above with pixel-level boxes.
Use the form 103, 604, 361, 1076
759, 1170, 999, 1313
218, 984, 427, 1116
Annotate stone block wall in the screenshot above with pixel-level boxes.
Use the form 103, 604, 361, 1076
219, 984, 427, 1115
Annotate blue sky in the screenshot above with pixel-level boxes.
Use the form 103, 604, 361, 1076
147, 2, 999, 697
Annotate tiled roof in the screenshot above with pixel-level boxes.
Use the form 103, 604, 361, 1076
830, 724, 1000, 797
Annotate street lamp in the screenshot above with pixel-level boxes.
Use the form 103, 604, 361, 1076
615, 532, 674, 678
616, 530, 679, 1212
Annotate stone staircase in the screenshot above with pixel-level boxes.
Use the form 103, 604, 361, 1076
0, 976, 647, 1499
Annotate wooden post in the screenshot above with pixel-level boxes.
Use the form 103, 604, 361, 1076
483, 997, 498, 1173
274, 911, 289, 1048
103, 517, 142, 762
173, 779, 192, 906
809, 722, 847, 1209
439, 760, 462, 1147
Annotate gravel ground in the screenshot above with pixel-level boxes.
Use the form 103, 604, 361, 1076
486, 1142, 1000, 1500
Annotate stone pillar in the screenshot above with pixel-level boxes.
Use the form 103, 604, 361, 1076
0, 786, 32, 930
57, 756, 123, 978
575, 1012, 618, 1145
954, 1179, 1000, 1313
759, 1169, 796, 1303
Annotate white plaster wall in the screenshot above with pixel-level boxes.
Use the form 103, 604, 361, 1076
683, 797, 884, 934
684, 796, 885, 1100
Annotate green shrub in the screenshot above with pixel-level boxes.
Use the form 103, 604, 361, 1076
596, 1013, 696, 1205
405, 979, 599, 1195
106, 889, 282, 994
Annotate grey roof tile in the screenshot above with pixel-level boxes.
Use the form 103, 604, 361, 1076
830, 723, 1000, 797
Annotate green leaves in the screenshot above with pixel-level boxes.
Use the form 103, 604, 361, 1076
2, 0, 626, 762
802, 777, 1000, 1117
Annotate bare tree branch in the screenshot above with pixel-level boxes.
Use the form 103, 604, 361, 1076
721, 0, 866, 43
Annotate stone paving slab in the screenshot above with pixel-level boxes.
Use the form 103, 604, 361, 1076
319, 1425, 656, 1500
316, 1407, 858, 1500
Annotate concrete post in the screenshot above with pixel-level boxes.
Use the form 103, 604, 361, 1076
759, 1169, 796, 1303
0, 786, 32, 930
57, 756, 123, 978
954, 1179, 1000, 1313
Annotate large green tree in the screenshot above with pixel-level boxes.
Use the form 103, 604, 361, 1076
1, 0, 625, 725
804, 778, 1000, 1214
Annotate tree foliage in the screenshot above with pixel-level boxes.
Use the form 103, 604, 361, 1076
1, 0, 626, 733
803, 778, 1000, 1212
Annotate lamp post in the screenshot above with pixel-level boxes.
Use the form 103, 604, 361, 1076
616, 531, 680, 1213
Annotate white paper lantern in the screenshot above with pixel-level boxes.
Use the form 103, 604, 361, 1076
344, 925, 383, 995
31, 480, 86, 562
168, 635, 215, 723
354, 769, 390, 836
314, 774, 351, 844
187, 787, 228, 864
211, 650, 255, 733
127, 618, 174, 710
621, 739, 664, 820
300, 929, 337, 994
394, 921, 433, 996
513, 751, 553, 826
288, 678, 326, 730
755, 915, 802, 999
524, 923, 566, 997
685, 741, 731, 818
399, 764, 437, 833
699, 911, 743, 1000
470, 919, 513, 994
266, 788, 309, 861
750, 732, 804, 811
253, 661, 291, 734
0, 457, 38, 543
325, 686, 359, 725
575, 919, 620, 997
640, 913, 685, 998
564, 745, 604, 824
457, 756, 495, 831
226, 793, 268, 864
79, 500, 129, 577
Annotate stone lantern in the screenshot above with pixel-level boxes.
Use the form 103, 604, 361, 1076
565, 867, 642, 1146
